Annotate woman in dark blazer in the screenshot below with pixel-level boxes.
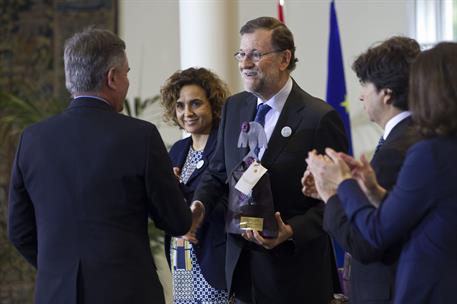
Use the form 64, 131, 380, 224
160, 67, 229, 303
306, 42, 457, 303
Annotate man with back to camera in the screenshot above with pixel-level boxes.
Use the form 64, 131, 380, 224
190, 17, 348, 304
305, 36, 422, 303
7, 28, 194, 304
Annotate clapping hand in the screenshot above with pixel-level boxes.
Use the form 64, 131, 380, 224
306, 149, 386, 206
339, 153, 386, 207
305, 148, 352, 202
301, 169, 321, 200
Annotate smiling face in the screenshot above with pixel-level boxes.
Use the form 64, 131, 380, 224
238, 29, 288, 100
175, 84, 213, 135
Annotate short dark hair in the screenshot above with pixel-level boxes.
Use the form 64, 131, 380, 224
64, 28, 126, 95
160, 67, 229, 128
240, 16, 298, 71
352, 36, 420, 111
409, 42, 457, 138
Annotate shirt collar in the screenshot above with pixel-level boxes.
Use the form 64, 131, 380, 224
256, 77, 292, 113
74, 95, 112, 107
383, 111, 411, 139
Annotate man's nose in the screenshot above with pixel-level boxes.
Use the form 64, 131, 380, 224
239, 55, 255, 69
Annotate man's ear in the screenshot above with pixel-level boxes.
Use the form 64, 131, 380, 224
382, 88, 393, 105
107, 67, 117, 90
279, 49, 292, 71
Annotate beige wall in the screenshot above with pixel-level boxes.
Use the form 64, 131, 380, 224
119, 0, 182, 148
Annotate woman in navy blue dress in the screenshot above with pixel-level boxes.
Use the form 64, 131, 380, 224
160, 67, 229, 304
306, 42, 457, 303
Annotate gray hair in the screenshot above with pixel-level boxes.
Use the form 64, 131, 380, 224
240, 17, 298, 72
64, 28, 126, 95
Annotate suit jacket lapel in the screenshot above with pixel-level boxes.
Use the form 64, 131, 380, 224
186, 128, 218, 185
262, 82, 305, 167
175, 138, 192, 168
237, 95, 258, 159
240, 95, 257, 125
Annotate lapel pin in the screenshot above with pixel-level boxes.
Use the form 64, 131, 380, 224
196, 159, 204, 169
281, 126, 292, 138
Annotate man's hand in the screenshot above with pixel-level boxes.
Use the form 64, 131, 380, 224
172, 167, 181, 181
338, 152, 363, 172
242, 212, 293, 250
180, 200, 205, 244
306, 149, 348, 202
350, 155, 386, 207
301, 169, 321, 200
330, 152, 386, 206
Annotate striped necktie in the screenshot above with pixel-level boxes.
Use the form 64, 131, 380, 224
253, 103, 271, 157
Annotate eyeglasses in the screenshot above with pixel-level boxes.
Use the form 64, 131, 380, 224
234, 49, 285, 62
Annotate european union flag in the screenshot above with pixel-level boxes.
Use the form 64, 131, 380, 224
326, 0, 352, 271
326, 0, 353, 156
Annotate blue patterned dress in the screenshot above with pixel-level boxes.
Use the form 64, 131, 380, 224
170, 147, 229, 304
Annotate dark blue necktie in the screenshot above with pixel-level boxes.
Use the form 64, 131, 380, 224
254, 103, 271, 127
374, 136, 385, 154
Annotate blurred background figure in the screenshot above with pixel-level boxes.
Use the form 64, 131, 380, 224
161, 67, 230, 304
306, 42, 457, 304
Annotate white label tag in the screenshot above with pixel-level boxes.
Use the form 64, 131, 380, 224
235, 161, 268, 195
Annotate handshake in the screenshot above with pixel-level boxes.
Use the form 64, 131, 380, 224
302, 148, 386, 207
179, 201, 205, 244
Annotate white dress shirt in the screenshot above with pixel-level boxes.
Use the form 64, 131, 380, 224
257, 77, 293, 159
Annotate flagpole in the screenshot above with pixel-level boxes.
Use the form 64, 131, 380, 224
278, 0, 284, 23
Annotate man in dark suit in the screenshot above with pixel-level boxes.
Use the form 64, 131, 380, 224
7, 28, 193, 304
191, 17, 348, 304
319, 36, 422, 303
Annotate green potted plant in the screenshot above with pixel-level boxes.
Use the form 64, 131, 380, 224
0, 91, 66, 303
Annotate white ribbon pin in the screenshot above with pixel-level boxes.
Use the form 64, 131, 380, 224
281, 126, 292, 137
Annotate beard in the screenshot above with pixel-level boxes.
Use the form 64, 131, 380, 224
243, 74, 267, 99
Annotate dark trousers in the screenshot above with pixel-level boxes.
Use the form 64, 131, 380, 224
231, 246, 283, 304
